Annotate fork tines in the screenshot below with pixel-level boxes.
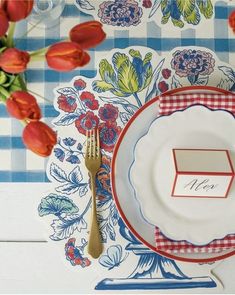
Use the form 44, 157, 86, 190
86, 128, 100, 159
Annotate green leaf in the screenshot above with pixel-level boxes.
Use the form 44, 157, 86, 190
0, 72, 7, 85
0, 85, 10, 97
143, 52, 152, 66
38, 194, 79, 217
183, 7, 200, 25
92, 80, 126, 97
99, 59, 116, 86
161, 12, 171, 24
12, 75, 27, 91
140, 65, 153, 91
117, 60, 139, 94
9, 84, 22, 92
196, 0, 213, 19
112, 52, 129, 72
2, 74, 15, 87
0, 46, 6, 53
129, 49, 142, 59
177, 0, 196, 17
161, 0, 168, 11
92, 80, 115, 93
171, 18, 185, 28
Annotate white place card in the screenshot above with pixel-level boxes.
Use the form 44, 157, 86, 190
172, 149, 234, 198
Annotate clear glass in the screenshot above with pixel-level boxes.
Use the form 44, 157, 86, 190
28, 0, 65, 28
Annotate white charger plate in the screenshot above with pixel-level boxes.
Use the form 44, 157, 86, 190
130, 105, 235, 245
111, 85, 235, 263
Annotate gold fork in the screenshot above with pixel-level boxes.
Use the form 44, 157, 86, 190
85, 128, 103, 258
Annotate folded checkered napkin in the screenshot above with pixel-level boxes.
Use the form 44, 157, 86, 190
159, 92, 235, 116
155, 228, 235, 254
155, 92, 235, 254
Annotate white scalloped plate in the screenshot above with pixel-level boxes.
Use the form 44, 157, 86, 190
111, 86, 235, 263
130, 104, 235, 245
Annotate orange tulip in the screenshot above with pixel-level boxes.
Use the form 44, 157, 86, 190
6, 91, 41, 121
23, 121, 57, 157
1, 0, 34, 22
70, 21, 106, 50
46, 41, 90, 72
229, 10, 235, 33
0, 48, 30, 73
0, 8, 8, 37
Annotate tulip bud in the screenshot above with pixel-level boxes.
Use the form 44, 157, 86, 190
70, 21, 106, 50
6, 91, 41, 121
229, 10, 235, 33
23, 121, 57, 157
0, 8, 9, 36
46, 41, 90, 72
0, 48, 30, 74
1, 0, 34, 22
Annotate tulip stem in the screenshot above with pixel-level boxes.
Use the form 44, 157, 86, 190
21, 119, 28, 126
133, 92, 142, 108
14, 19, 44, 47
0, 95, 6, 103
17, 75, 27, 91
30, 47, 48, 57
27, 89, 52, 104
30, 55, 46, 62
6, 22, 16, 48
0, 86, 10, 101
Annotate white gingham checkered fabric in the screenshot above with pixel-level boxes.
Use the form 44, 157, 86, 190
155, 92, 235, 253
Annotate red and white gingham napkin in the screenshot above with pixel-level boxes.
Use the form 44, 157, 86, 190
155, 92, 235, 254
155, 228, 235, 254
159, 92, 235, 116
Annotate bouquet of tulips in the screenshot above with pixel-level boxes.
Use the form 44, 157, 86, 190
0, 0, 106, 157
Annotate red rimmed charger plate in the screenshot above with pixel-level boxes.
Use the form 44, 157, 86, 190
111, 85, 235, 263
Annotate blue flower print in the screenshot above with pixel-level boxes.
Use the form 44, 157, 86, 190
171, 49, 215, 84
63, 138, 76, 146
99, 245, 128, 270
98, 0, 143, 27
54, 148, 65, 162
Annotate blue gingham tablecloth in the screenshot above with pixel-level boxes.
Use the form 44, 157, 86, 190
1, 0, 235, 182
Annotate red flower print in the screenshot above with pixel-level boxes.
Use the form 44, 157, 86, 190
80, 91, 99, 110
158, 81, 169, 93
65, 238, 91, 268
98, 103, 119, 122
142, 0, 152, 8
99, 121, 122, 152
162, 68, 171, 79
75, 111, 99, 135
57, 95, 77, 113
97, 155, 112, 197
74, 79, 86, 90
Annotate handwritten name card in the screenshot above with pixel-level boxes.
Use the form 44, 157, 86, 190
171, 149, 234, 198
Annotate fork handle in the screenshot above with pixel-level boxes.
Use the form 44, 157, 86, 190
87, 172, 103, 259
